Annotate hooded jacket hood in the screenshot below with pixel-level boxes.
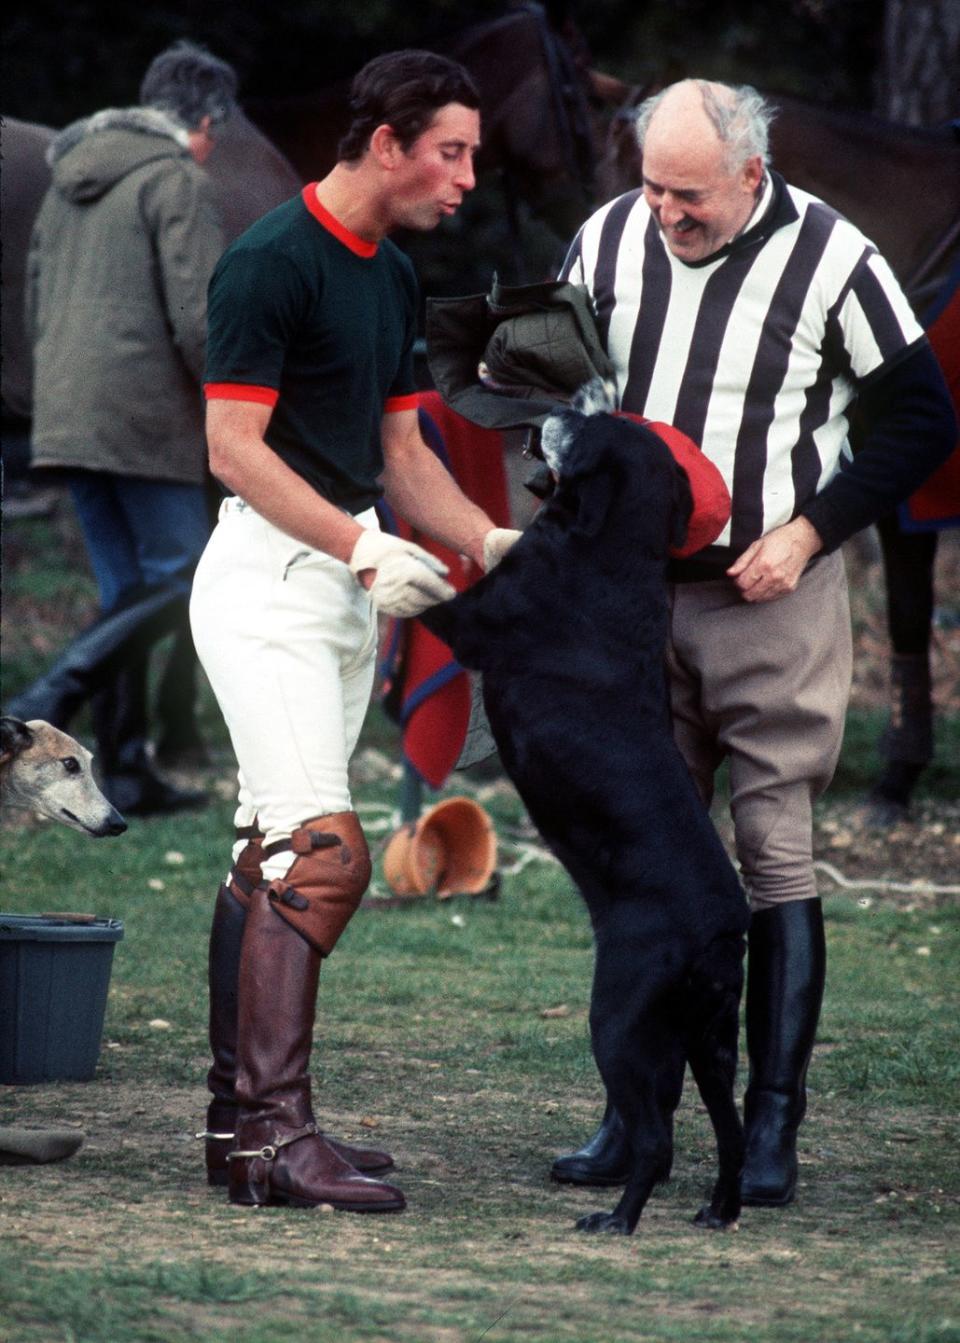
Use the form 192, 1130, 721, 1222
28, 102, 224, 484
48, 106, 190, 204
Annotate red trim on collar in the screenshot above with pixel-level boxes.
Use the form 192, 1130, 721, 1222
302, 185, 378, 257
204, 382, 279, 407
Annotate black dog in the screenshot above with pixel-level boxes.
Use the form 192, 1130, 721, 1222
421, 381, 749, 1234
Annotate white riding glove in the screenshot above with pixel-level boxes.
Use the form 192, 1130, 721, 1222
349, 530, 456, 618
482, 527, 523, 571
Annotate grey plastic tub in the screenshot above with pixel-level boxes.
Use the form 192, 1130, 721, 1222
0, 914, 124, 1083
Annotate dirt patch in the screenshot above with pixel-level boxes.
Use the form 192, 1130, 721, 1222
2, 1077, 955, 1251
811, 797, 960, 900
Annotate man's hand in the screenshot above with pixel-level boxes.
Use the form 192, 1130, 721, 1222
349, 530, 455, 617
726, 516, 823, 602
482, 527, 523, 571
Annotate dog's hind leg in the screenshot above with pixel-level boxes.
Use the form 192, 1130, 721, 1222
684, 946, 745, 1229
576, 1046, 680, 1236
576, 930, 680, 1235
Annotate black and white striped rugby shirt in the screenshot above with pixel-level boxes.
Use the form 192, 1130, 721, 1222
560, 172, 924, 556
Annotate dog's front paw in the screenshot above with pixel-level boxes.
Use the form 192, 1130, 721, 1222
693, 1205, 740, 1231
575, 1210, 633, 1236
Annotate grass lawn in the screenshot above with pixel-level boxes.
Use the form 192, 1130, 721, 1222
1, 504, 958, 1342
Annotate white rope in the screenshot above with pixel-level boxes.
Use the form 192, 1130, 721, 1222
498, 841, 561, 875
355, 802, 402, 835
813, 859, 960, 897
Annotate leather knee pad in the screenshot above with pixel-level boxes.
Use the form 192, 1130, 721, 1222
262, 811, 371, 956
227, 825, 264, 910
228, 816, 264, 913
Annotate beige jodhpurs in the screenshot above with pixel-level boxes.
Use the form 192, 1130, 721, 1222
666, 550, 852, 911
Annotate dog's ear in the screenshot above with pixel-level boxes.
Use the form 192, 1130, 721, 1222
670, 463, 694, 550
573, 471, 617, 538
0, 716, 34, 765
524, 463, 556, 500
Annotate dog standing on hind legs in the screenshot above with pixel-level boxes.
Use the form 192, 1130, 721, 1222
421, 381, 749, 1234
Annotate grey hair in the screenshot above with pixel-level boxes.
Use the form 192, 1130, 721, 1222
635, 80, 773, 170
139, 39, 238, 130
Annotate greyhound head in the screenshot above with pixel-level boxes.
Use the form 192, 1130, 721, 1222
0, 717, 126, 837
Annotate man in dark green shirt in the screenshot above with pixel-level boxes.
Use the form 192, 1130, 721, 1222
190, 50, 519, 1215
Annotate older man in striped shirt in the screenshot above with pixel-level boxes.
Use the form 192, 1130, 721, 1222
552, 79, 955, 1207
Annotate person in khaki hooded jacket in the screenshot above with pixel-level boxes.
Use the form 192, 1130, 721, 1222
11, 41, 235, 813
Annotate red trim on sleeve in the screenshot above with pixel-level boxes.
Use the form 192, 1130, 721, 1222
204, 383, 279, 407
302, 185, 378, 258
384, 393, 420, 413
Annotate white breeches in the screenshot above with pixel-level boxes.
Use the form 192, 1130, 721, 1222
190, 499, 380, 872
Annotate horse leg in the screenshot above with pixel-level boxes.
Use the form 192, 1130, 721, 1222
868, 514, 937, 822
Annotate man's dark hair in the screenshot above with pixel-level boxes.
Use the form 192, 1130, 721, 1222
139, 39, 238, 130
338, 49, 480, 162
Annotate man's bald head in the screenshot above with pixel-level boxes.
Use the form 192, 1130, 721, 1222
634, 79, 771, 263
637, 79, 772, 174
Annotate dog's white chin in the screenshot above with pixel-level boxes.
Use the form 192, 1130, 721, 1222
540, 414, 567, 474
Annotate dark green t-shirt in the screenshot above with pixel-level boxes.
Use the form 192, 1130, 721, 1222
205, 185, 418, 513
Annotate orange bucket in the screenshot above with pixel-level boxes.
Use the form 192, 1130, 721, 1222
382, 797, 497, 898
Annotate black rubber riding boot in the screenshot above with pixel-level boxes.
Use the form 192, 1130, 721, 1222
93, 662, 206, 818
4, 585, 187, 729
551, 1095, 676, 1188
741, 899, 826, 1207
551, 1102, 631, 1186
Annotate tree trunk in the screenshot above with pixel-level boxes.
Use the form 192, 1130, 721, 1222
875, 0, 960, 126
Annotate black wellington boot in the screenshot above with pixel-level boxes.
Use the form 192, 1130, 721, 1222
5, 584, 187, 729
551, 1102, 631, 1186
92, 661, 206, 817
551, 1087, 677, 1188
741, 899, 826, 1207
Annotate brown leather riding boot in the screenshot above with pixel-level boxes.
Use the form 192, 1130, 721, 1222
202, 828, 394, 1186
228, 877, 404, 1212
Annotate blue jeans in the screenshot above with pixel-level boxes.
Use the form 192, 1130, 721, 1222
67, 471, 210, 612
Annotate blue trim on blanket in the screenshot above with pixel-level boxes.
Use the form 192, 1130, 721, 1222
897, 504, 960, 533
400, 660, 465, 723
898, 260, 960, 531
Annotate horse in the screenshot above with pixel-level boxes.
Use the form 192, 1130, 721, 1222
754, 101, 960, 821
598, 87, 960, 819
